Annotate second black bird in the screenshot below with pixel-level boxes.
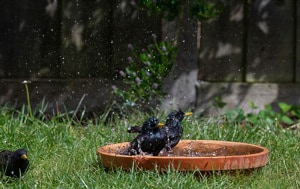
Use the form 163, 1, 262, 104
127, 117, 166, 156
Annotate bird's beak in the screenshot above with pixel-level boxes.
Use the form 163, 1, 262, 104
158, 123, 165, 128
185, 112, 193, 116
21, 154, 28, 160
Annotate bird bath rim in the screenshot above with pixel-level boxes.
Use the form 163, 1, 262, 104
97, 140, 269, 171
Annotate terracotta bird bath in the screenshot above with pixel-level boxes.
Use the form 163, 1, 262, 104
97, 140, 269, 171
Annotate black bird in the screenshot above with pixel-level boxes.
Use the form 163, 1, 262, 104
127, 118, 164, 134
127, 125, 142, 133
0, 149, 29, 178
162, 110, 193, 150
127, 117, 166, 156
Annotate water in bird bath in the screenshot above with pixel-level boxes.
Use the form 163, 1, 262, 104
98, 140, 269, 171
160, 141, 228, 157
105, 140, 262, 157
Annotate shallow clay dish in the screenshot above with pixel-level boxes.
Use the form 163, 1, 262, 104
97, 140, 269, 171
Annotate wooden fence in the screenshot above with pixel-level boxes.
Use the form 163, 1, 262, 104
0, 0, 299, 113
0, 0, 160, 79
199, 0, 299, 83
0, 0, 298, 82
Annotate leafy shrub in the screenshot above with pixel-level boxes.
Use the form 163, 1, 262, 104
113, 37, 177, 108
213, 97, 300, 127
137, 0, 221, 21
112, 1, 221, 110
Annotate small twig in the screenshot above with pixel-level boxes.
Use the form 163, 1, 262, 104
288, 123, 300, 130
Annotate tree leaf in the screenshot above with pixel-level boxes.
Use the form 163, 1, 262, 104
280, 115, 294, 125
278, 102, 292, 113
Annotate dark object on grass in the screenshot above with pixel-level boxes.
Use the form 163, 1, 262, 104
127, 117, 166, 156
163, 110, 193, 150
0, 149, 29, 178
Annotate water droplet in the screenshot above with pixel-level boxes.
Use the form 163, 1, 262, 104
22, 80, 31, 84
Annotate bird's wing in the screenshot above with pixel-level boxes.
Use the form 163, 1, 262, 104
127, 126, 142, 133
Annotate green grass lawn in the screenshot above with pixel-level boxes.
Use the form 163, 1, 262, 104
0, 107, 299, 188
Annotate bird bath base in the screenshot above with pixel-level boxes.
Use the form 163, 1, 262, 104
97, 140, 269, 171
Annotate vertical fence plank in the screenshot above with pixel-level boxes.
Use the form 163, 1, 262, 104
296, 0, 300, 82
0, 1, 15, 78
111, 0, 161, 77
0, 0, 61, 78
60, 0, 113, 78
199, 0, 245, 82
161, 7, 199, 110
246, 0, 295, 82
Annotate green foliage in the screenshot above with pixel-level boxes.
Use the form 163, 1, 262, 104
278, 102, 292, 113
113, 39, 177, 107
138, 0, 181, 21
213, 98, 300, 127
212, 97, 227, 109
225, 108, 246, 123
137, 0, 221, 21
276, 102, 300, 125
189, 0, 221, 20
112, 1, 221, 110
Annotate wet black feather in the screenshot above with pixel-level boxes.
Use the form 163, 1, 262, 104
162, 110, 186, 150
127, 117, 167, 156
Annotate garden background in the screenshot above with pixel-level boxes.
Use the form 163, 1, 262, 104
0, 1, 299, 188
0, 0, 299, 114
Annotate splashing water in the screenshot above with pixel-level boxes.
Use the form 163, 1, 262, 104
113, 142, 229, 157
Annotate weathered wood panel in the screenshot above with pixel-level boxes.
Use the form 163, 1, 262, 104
0, 78, 119, 114
195, 82, 300, 115
0, 1, 15, 77
199, 0, 245, 82
161, 8, 199, 111
60, 0, 113, 78
111, 0, 161, 77
297, 0, 300, 82
246, 0, 295, 82
0, 0, 62, 78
